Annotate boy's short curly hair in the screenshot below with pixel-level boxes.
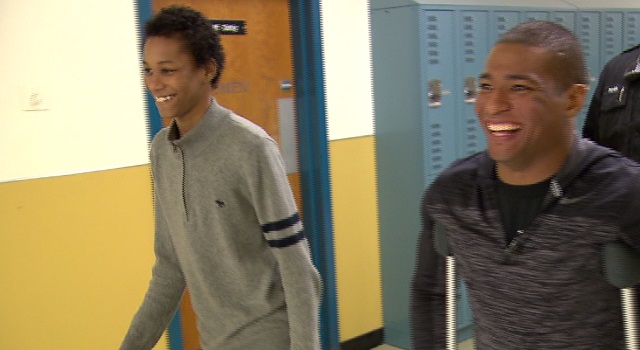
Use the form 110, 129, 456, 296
145, 5, 225, 88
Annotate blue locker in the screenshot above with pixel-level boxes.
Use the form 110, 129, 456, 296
552, 11, 577, 31
525, 11, 551, 21
420, 10, 459, 185
603, 12, 625, 64
371, 2, 639, 348
576, 12, 602, 130
456, 11, 489, 158
623, 12, 640, 50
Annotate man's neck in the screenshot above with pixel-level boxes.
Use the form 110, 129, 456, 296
497, 149, 571, 185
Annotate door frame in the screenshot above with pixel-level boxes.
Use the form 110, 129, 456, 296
135, 1, 339, 349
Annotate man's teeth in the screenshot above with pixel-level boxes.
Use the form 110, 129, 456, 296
487, 123, 521, 132
156, 95, 174, 102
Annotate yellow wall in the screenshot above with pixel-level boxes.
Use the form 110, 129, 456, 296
0, 166, 168, 350
329, 136, 383, 341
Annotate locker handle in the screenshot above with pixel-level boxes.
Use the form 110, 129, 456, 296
464, 76, 477, 103
428, 79, 449, 108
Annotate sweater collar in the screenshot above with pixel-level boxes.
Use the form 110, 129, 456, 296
167, 98, 229, 154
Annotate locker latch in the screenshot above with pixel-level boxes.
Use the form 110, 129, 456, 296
428, 79, 449, 108
464, 77, 477, 103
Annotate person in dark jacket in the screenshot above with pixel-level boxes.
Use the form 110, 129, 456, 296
583, 44, 640, 163
411, 20, 640, 349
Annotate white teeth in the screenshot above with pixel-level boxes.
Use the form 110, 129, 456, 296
156, 95, 174, 102
488, 123, 521, 132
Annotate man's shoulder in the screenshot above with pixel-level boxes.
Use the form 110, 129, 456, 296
429, 151, 488, 190
439, 151, 487, 180
580, 142, 640, 193
603, 44, 640, 73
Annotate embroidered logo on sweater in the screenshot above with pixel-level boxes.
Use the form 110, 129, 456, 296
215, 199, 226, 207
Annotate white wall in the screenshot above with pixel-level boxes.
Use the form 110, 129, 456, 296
321, 0, 375, 141
0, 0, 148, 183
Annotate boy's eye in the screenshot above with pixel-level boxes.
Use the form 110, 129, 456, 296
161, 69, 176, 75
143, 68, 151, 74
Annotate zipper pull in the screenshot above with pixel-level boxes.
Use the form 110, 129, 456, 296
506, 229, 524, 253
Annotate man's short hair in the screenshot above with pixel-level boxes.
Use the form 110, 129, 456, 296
497, 20, 589, 91
145, 5, 225, 88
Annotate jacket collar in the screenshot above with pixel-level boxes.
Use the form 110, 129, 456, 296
167, 98, 230, 155
477, 135, 616, 202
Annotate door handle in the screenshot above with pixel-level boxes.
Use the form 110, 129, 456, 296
428, 79, 450, 108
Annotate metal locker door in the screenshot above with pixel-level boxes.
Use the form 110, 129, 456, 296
371, 5, 427, 349
491, 11, 521, 46
576, 11, 602, 131
524, 10, 551, 21
602, 12, 624, 67
551, 11, 577, 32
623, 12, 640, 51
456, 10, 489, 159
420, 10, 458, 186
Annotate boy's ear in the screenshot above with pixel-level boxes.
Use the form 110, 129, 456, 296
204, 59, 217, 80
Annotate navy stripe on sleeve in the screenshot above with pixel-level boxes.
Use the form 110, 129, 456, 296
261, 213, 301, 233
267, 230, 306, 248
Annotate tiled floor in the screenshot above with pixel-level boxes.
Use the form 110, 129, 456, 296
372, 338, 475, 350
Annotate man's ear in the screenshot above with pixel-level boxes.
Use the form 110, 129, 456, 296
565, 83, 588, 116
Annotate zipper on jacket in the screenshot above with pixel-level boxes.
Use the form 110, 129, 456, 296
173, 144, 190, 221
506, 229, 525, 254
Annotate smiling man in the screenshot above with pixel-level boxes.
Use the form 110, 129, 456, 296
120, 5, 321, 350
411, 21, 640, 349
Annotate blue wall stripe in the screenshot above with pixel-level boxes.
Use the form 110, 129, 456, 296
135, 1, 184, 349
289, 1, 341, 349
137, 0, 163, 140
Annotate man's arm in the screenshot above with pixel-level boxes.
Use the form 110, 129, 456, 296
120, 187, 186, 350
411, 194, 447, 350
248, 138, 322, 350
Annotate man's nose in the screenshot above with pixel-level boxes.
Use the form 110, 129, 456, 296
484, 88, 512, 115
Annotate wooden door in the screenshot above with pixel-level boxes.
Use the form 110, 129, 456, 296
150, 1, 299, 348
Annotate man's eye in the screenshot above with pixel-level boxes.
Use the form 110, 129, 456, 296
143, 68, 152, 75
478, 83, 492, 91
161, 69, 176, 75
512, 84, 532, 91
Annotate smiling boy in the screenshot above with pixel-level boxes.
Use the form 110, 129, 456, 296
120, 6, 321, 350
411, 21, 640, 349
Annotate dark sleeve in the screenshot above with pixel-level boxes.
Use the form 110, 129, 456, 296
410, 193, 447, 350
583, 65, 608, 142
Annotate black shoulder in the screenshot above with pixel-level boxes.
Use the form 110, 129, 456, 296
622, 43, 640, 54
430, 151, 487, 189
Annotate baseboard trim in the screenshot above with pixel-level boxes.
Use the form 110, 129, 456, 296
340, 327, 384, 350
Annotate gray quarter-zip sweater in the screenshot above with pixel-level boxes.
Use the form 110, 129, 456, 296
411, 137, 640, 349
121, 99, 321, 350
